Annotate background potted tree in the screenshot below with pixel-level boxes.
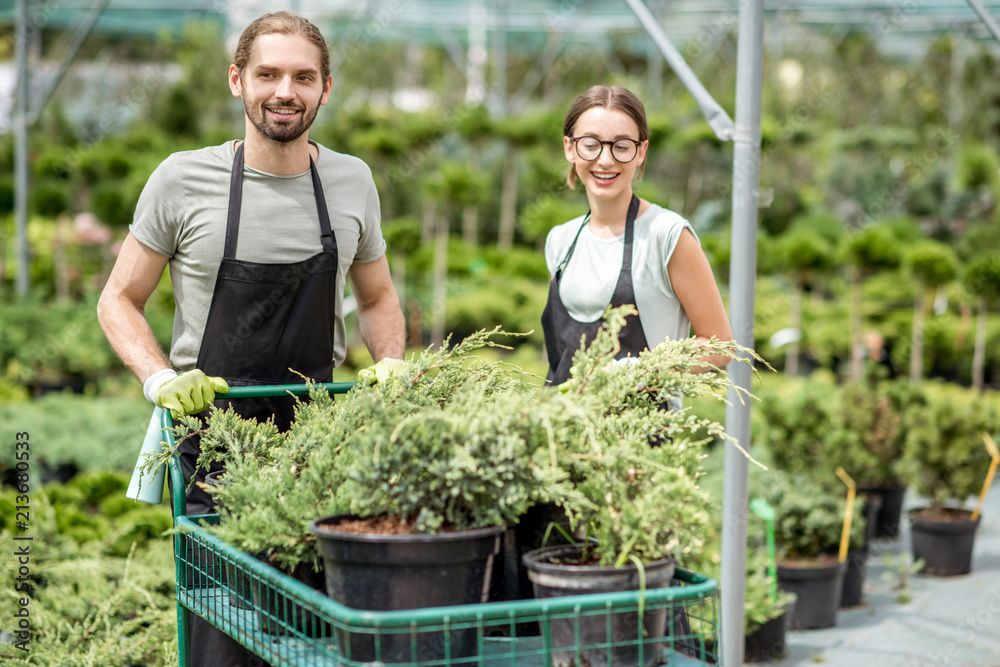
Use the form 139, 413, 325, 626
765, 472, 865, 629
830, 377, 925, 541
901, 383, 999, 576
743, 551, 797, 664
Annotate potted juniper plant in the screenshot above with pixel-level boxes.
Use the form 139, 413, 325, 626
743, 551, 796, 664
901, 383, 999, 576
681, 526, 795, 664
520, 306, 761, 667
830, 375, 926, 540
155, 326, 557, 648
192, 327, 570, 659
765, 472, 865, 630
758, 375, 903, 607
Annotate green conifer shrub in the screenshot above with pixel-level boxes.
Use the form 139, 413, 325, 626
167, 307, 759, 571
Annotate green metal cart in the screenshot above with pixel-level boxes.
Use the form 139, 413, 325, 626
167, 383, 721, 666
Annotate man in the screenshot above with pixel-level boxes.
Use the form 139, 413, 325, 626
98, 12, 405, 666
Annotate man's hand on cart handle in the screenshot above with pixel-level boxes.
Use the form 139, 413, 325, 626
358, 358, 407, 384
145, 368, 229, 418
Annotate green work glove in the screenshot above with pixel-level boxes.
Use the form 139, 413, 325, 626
153, 369, 229, 419
358, 358, 407, 384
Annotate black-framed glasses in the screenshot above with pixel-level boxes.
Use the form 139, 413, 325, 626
571, 136, 642, 163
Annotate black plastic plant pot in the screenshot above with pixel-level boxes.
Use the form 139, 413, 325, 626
909, 508, 980, 576
840, 549, 868, 608
310, 514, 503, 664
224, 557, 255, 611
251, 559, 332, 639
857, 483, 906, 539
522, 543, 677, 667
744, 594, 796, 663
777, 557, 846, 629
491, 502, 575, 603
860, 491, 883, 546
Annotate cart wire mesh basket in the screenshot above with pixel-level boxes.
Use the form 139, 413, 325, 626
167, 383, 721, 666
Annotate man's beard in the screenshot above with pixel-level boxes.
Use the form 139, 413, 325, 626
244, 98, 320, 143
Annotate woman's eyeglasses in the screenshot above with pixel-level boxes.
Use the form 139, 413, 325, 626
571, 136, 642, 163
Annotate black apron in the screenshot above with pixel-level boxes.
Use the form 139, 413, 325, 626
541, 194, 649, 385
173, 142, 338, 667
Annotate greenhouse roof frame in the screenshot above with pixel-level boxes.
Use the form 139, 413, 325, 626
3, 1, 1000, 52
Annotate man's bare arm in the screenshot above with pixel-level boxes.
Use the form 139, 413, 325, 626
97, 233, 171, 383
348, 255, 405, 361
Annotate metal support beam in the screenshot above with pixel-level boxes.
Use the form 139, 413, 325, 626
623, 0, 735, 141
13, 0, 109, 296
721, 0, 765, 664
28, 0, 112, 127
509, 32, 563, 115
14, 0, 29, 297
967, 0, 1000, 44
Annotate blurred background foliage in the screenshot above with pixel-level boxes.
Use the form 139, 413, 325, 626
0, 16, 999, 395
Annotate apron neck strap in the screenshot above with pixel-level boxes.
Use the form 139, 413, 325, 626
225, 142, 336, 259
224, 142, 245, 259
555, 194, 640, 278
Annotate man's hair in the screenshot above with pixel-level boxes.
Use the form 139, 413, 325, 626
233, 12, 330, 82
562, 85, 649, 188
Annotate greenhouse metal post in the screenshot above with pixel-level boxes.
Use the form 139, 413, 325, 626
721, 0, 764, 664
623, 0, 735, 141
14, 0, 28, 296
966, 0, 1000, 43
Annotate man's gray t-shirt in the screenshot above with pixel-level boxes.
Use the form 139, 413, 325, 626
130, 140, 385, 372
544, 203, 695, 347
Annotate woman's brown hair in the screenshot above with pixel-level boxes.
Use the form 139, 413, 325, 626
563, 85, 649, 189
233, 12, 330, 82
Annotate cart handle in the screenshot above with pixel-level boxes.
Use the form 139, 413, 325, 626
220, 381, 357, 399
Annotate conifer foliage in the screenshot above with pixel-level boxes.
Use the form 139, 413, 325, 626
160, 307, 759, 571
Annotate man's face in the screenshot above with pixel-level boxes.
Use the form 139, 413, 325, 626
230, 33, 331, 144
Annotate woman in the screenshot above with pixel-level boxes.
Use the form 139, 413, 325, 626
541, 85, 733, 385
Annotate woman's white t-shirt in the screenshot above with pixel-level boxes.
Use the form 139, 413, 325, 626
543, 203, 696, 348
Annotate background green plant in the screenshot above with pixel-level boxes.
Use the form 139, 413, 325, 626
0, 472, 176, 664
900, 382, 1000, 510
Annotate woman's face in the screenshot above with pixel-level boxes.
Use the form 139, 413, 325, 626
564, 107, 648, 202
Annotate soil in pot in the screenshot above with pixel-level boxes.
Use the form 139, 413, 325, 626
858, 483, 906, 539
310, 514, 503, 664
840, 549, 868, 608
522, 543, 677, 667
744, 594, 796, 663
777, 555, 846, 629
910, 507, 981, 576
